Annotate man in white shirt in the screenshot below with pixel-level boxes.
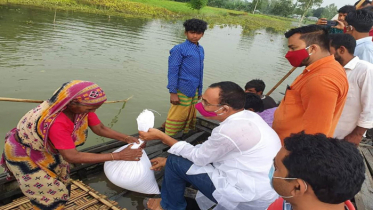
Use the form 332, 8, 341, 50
140, 81, 281, 210
345, 9, 373, 63
329, 33, 373, 145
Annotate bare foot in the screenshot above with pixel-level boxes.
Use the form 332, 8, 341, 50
147, 198, 163, 210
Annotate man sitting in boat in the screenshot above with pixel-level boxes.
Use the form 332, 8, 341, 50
140, 81, 282, 210
244, 79, 277, 110
244, 93, 276, 127
267, 132, 365, 210
0, 81, 143, 210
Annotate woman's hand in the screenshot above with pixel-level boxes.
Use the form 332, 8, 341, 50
139, 128, 165, 141
150, 157, 167, 171
115, 145, 143, 161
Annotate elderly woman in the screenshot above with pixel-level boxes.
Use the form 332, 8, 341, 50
0, 80, 143, 210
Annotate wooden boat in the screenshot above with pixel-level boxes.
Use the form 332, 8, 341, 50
1, 116, 372, 210
0, 117, 219, 208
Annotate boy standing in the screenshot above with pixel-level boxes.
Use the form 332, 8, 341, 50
165, 19, 207, 136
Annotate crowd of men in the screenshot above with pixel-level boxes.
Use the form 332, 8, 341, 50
140, 1, 373, 209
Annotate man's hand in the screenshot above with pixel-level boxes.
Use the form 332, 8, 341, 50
344, 126, 367, 145
316, 18, 327, 25
150, 157, 167, 171
139, 128, 165, 141
332, 20, 345, 30
170, 93, 180, 105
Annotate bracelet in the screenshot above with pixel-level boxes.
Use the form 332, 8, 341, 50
110, 153, 115, 161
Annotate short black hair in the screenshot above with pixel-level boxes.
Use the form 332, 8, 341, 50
244, 79, 265, 93
346, 9, 373, 32
285, 25, 329, 51
183, 19, 207, 33
355, 0, 371, 7
338, 5, 356, 14
329, 34, 356, 54
244, 93, 264, 112
362, 5, 373, 12
283, 132, 365, 204
209, 81, 245, 110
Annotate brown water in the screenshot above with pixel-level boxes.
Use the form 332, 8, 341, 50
0, 5, 301, 209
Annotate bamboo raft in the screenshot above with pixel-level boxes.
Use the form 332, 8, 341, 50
0, 180, 125, 210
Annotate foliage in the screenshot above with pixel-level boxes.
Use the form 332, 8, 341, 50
188, 0, 208, 11
320, 3, 337, 20
271, 0, 294, 17
296, 0, 323, 15
312, 7, 324, 18
0, 0, 292, 33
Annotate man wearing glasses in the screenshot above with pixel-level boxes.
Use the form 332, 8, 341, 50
140, 81, 281, 210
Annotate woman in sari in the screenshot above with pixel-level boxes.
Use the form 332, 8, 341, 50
0, 80, 143, 210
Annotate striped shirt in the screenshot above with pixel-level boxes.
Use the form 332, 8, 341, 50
167, 39, 204, 97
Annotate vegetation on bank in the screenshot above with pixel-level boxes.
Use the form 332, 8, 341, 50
0, 0, 292, 33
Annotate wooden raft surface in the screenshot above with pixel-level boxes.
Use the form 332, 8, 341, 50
355, 145, 373, 210
0, 180, 126, 210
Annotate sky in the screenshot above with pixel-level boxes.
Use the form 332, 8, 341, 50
321, 0, 358, 8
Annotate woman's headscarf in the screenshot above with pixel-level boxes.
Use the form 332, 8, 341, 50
17, 80, 107, 153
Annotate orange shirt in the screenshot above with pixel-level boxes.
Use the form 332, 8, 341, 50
272, 55, 348, 143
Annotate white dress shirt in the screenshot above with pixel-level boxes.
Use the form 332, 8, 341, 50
168, 110, 281, 210
334, 57, 373, 139
354, 37, 373, 63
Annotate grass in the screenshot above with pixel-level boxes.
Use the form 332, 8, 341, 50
0, 0, 292, 33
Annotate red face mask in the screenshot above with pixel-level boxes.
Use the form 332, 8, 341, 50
285, 46, 311, 67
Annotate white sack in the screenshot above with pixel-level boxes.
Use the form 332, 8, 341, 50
104, 109, 160, 194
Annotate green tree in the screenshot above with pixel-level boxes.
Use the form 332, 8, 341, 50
296, 0, 323, 24
320, 3, 338, 19
189, 0, 208, 11
271, 0, 294, 17
312, 7, 325, 18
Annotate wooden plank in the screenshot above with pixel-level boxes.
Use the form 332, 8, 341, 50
355, 148, 373, 210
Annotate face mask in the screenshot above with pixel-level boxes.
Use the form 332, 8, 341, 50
285, 46, 311, 67
268, 164, 308, 199
195, 102, 224, 117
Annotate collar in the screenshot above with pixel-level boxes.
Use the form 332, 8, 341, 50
356, 37, 373, 46
185, 39, 199, 46
344, 56, 360, 70
220, 110, 245, 124
304, 55, 335, 73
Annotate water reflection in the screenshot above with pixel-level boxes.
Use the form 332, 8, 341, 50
0, 6, 300, 174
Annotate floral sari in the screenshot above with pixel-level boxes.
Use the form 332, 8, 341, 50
1, 80, 107, 210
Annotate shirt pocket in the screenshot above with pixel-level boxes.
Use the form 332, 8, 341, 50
284, 89, 302, 105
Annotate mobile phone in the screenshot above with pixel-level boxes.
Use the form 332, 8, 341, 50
326, 20, 338, 27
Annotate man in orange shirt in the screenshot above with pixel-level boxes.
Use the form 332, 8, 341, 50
272, 25, 348, 143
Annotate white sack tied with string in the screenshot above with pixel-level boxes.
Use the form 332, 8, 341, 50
104, 109, 160, 194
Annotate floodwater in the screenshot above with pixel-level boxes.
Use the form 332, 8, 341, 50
0, 5, 300, 209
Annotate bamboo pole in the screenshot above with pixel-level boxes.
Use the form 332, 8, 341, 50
266, 67, 297, 96
356, 0, 366, 9
0, 96, 133, 104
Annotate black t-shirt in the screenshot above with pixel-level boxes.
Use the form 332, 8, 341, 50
262, 96, 277, 110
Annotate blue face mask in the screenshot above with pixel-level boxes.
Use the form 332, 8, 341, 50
268, 164, 308, 199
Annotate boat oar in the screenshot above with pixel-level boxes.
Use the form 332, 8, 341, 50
265, 66, 297, 96
0, 96, 133, 104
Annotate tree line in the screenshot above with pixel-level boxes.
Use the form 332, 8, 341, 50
186, 0, 338, 21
